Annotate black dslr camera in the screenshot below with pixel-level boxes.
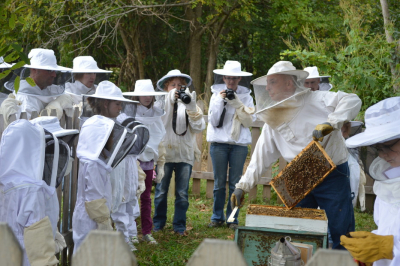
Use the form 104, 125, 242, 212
177, 85, 191, 104
225, 88, 235, 100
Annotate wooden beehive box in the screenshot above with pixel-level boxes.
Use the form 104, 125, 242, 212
245, 205, 328, 234
270, 140, 336, 209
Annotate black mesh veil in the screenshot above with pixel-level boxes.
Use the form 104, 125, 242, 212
121, 117, 150, 156
213, 73, 252, 89
43, 131, 71, 188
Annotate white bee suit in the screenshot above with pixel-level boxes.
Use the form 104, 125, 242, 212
348, 152, 361, 207
369, 157, 400, 266
0, 120, 59, 266
72, 116, 114, 253
65, 81, 97, 105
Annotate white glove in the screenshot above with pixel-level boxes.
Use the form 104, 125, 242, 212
54, 231, 67, 254
41, 94, 75, 119
185, 88, 197, 112
97, 217, 113, 231
168, 88, 177, 103
156, 166, 164, 184
136, 161, 146, 197
155, 142, 166, 183
0, 93, 21, 126
226, 96, 244, 109
85, 198, 113, 230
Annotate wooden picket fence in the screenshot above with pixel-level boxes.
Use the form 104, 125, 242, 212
0, 104, 376, 265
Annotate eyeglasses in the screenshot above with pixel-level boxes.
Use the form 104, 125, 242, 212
45, 70, 57, 74
223, 77, 240, 80
372, 139, 400, 154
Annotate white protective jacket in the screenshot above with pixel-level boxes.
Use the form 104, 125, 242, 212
15, 80, 64, 119
207, 84, 255, 145
0, 120, 59, 266
236, 90, 361, 192
161, 89, 205, 166
369, 157, 400, 266
65, 81, 97, 105
72, 118, 113, 252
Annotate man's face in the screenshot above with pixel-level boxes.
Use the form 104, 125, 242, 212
31, 69, 56, 90
265, 74, 296, 102
223, 76, 241, 91
304, 78, 320, 91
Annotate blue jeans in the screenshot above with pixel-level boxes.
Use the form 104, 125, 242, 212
210, 143, 248, 225
296, 162, 355, 250
153, 162, 192, 233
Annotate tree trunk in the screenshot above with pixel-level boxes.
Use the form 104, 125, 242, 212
380, 0, 399, 92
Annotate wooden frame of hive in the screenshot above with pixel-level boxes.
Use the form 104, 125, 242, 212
270, 140, 336, 209
245, 204, 328, 234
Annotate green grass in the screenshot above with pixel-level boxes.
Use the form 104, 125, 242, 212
132, 178, 376, 265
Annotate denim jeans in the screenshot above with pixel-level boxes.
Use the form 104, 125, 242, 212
153, 162, 192, 233
210, 142, 248, 225
296, 162, 355, 250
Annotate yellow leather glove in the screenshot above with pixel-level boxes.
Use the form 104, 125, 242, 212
340, 231, 394, 263
312, 122, 333, 142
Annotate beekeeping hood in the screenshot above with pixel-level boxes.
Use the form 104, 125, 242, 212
346, 97, 400, 205
212, 60, 252, 93
80, 80, 139, 123
5, 49, 72, 100
30, 117, 79, 188
252, 61, 309, 128
77, 115, 138, 169
65, 56, 112, 100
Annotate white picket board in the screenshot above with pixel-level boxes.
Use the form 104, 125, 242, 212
72, 230, 136, 266
0, 223, 23, 266
305, 249, 357, 266
245, 214, 328, 234
187, 239, 247, 266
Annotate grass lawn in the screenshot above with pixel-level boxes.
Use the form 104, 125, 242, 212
132, 178, 377, 265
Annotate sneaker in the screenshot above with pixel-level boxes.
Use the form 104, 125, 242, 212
143, 234, 158, 244
174, 231, 187, 236
127, 241, 137, 251
131, 236, 139, 244
208, 221, 224, 228
228, 223, 238, 230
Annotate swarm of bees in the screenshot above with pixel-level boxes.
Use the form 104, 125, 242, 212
271, 141, 336, 209
247, 204, 327, 220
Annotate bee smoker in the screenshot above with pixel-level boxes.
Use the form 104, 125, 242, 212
268, 237, 304, 266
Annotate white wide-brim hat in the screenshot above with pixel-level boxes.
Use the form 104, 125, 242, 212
213, 60, 252, 76
157, 69, 192, 90
304, 66, 330, 79
346, 97, 400, 148
252, 61, 309, 86
30, 116, 79, 137
72, 56, 112, 73
24, 48, 72, 72
0, 56, 14, 69
123, 79, 168, 96
83, 80, 138, 103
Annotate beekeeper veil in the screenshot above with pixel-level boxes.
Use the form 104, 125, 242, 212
30, 117, 79, 188
0, 56, 15, 104
77, 115, 138, 169
252, 61, 309, 128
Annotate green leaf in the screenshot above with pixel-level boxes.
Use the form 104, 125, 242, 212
9, 13, 16, 30
0, 69, 11, 79
10, 60, 26, 70
25, 77, 36, 87
14, 75, 20, 93
0, 45, 12, 58
11, 43, 30, 64
4, 51, 19, 62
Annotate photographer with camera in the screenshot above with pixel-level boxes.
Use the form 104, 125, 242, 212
207, 61, 255, 230
153, 70, 205, 236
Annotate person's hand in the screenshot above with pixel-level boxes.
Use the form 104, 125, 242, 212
97, 217, 113, 231
231, 188, 245, 209
54, 231, 66, 254
174, 90, 179, 99
219, 90, 227, 99
340, 231, 394, 263
312, 122, 333, 142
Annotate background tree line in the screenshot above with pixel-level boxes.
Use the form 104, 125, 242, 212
1, 0, 399, 114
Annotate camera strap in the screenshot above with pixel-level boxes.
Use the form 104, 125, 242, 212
172, 102, 189, 136
216, 102, 227, 128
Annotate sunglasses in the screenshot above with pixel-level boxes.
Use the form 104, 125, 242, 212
372, 139, 400, 154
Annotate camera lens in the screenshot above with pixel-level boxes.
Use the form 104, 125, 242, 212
226, 89, 235, 100
180, 94, 191, 104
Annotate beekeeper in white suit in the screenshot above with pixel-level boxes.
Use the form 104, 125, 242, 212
0, 118, 78, 266
341, 97, 400, 266
0, 48, 74, 124
65, 56, 112, 104
231, 61, 362, 250
303, 66, 333, 91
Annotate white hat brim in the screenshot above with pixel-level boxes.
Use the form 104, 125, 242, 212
306, 75, 331, 79
213, 69, 252, 76
123, 91, 168, 96
83, 94, 139, 103
157, 73, 192, 90
0, 62, 14, 69
24, 65, 72, 72
72, 69, 112, 73
346, 122, 400, 148
251, 70, 309, 86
